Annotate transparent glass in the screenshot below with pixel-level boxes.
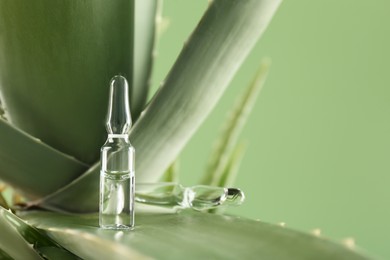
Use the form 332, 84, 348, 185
135, 182, 245, 211
99, 76, 134, 230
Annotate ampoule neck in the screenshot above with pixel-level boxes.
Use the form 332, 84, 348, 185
106, 133, 130, 145
108, 133, 129, 139
105, 75, 132, 135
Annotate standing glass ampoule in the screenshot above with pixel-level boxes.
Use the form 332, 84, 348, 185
100, 75, 135, 229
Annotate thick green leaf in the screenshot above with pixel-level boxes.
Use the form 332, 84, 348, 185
131, 0, 281, 183
0, 0, 134, 164
0, 119, 88, 199
0, 248, 12, 260
0, 208, 42, 260
32, 163, 100, 212
34, 0, 282, 213
0, 207, 80, 259
132, 0, 158, 120
201, 61, 269, 186
21, 210, 372, 260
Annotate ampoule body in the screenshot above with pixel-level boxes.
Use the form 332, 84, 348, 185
99, 76, 135, 229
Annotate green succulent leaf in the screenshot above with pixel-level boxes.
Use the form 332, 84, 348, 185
160, 160, 180, 183
132, 0, 158, 120
217, 143, 247, 189
20, 210, 372, 260
201, 61, 270, 186
33, 0, 281, 213
0, 0, 135, 164
32, 163, 99, 212
0, 212, 42, 259
0, 248, 13, 260
0, 207, 80, 259
0, 119, 88, 199
208, 143, 246, 214
131, 0, 280, 183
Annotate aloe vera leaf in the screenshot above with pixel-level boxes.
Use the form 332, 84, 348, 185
208, 143, 246, 214
0, 207, 81, 259
0, 249, 12, 259
0, 119, 88, 199
0, 208, 42, 260
201, 61, 269, 186
131, 0, 280, 183
0, 0, 134, 164
21, 210, 373, 260
35, 247, 81, 260
160, 159, 180, 183
33, 0, 281, 213
132, 0, 158, 120
155, 1, 170, 38
19, 210, 149, 259
32, 163, 100, 212
218, 143, 247, 188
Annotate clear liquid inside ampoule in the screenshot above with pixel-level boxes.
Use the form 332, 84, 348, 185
100, 170, 135, 229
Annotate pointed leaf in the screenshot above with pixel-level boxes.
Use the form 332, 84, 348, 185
0, 1, 134, 164
161, 160, 180, 183
0, 207, 80, 259
201, 61, 269, 186
0, 208, 42, 260
21, 210, 373, 260
132, 0, 158, 120
0, 119, 88, 199
131, 0, 280, 183
33, 163, 100, 212
209, 143, 246, 214
218, 142, 247, 188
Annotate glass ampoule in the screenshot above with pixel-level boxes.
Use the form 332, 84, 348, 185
99, 75, 135, 229
135, 183, 245, 211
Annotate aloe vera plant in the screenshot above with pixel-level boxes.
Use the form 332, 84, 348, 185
0, 0, 374, 259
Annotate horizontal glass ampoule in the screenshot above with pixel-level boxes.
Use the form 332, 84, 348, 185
134, 182, 245, 211
100, 75, 135, 230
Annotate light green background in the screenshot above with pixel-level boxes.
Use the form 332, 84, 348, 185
151, 1, 390, 259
